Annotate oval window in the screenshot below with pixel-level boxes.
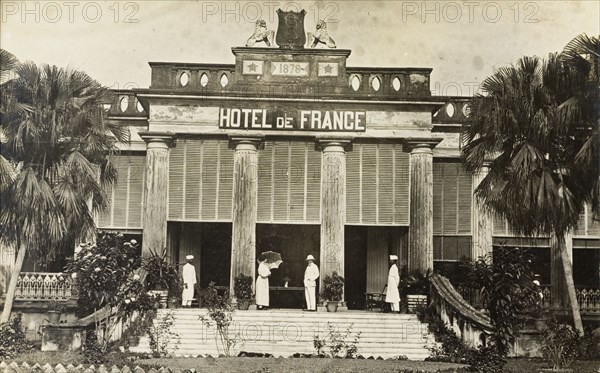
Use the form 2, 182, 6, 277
180, 72, 189, 87
119, 96, 129, 112
371, 76, 381, 92
446, 103, 455, 117
220, 73, 229, 87
200, 73, 209, 87
392, 77, 401, 91
351, 75, 361, 91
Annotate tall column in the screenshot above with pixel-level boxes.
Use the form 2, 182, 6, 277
407, 140, 439, 272
140, 132, 175, 259
471, 162, 494, 260
229, 137, 261, 296
318, 140, 349, 299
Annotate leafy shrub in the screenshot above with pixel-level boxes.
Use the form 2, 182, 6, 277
540, 318, 581, 370
468, 344, 506, 373
461, 246, 540, 354
64, 232, 157, 351
234, 274, 253, 300
0, 313, 32, 359
420, 305, 506, 372
402, 268, 432, 296
199, 282, 240, 356
82, 330, 105, 364
322, 272, 344, 301
313, 322, 361, 358
579, 326, 600, 360
148, 310, 180, 357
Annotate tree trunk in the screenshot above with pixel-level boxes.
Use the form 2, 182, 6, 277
557, 235, 584, 334
1, 245, 26, 323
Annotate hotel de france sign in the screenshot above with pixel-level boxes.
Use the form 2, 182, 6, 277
219, 108, 367, 132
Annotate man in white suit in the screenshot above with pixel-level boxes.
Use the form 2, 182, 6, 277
181, 255, 197, 307
303, 255, 319, 311
385, 255, 401, 313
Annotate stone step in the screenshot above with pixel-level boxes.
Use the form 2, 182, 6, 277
137, 309, 436, 360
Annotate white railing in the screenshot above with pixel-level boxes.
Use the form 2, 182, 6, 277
15, 272, 73, 300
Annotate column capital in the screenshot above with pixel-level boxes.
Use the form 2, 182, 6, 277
316, 138, 352, 152
228, 136, 263, 150
404, 138, 442, 153
139, 131, 176, 148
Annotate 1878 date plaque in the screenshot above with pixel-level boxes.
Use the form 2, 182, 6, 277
271, 61, 309, 76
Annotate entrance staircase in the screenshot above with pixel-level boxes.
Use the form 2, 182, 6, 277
131, 309, 436, 360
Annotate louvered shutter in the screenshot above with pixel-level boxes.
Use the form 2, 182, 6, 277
433, 163, 443, 234
345, 143, 409, 225
378, 145, 394, 224
168, 139, 233, 222
200, 141, 218, 220
97, 154, 145, 229
168, 142, 184, 219
184, 140, 202, 220
345, 147, 360, 224
394, 150, 410, 225
361, 144, 377, 223
256, 141, 321, 224
217, 141, 233, 220
306, 147, 321, 222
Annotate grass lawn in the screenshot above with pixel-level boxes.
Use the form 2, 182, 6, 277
504, 358, 600, 373
9, 351, 600, 372
7, 351, 469, 372
134, 357, 469, 372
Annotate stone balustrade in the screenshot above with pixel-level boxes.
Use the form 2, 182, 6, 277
429, 274, 493, 347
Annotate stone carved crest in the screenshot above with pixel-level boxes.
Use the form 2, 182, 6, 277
246, 19, 274, 47
308, 20, 336, 48
275, 9, 306, 49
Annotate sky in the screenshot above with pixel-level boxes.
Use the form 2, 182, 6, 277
1, 0, 598, 96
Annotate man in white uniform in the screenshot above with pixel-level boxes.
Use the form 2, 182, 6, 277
385, 255, 401, 313
181, 255, 197, 307
303, 255, 319, 311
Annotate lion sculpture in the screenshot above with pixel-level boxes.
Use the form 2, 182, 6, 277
307, 20, 336, 48
246, 20, 274, 47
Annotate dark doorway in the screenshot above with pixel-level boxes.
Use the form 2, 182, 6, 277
256, 224, 320, 288
345, 226, 368, 310
200, 223, 232, 288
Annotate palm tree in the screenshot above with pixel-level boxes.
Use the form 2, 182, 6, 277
461, 34, 599, 334
0, 50, 127, 322
561, 34, 600, 220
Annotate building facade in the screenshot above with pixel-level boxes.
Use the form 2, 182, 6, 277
4, 23, 598, 311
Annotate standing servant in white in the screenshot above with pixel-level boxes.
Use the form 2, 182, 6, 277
385, 255, 401, 313
181, 255, 197, 307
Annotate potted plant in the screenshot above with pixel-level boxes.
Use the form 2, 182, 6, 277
47, 300, 66, 323
234, 274, 253, 310
168, 277, 183, 309
143, 247, 180, 308
322, 272, 344, 312
282, 276, 291, 288
402, 269, 431, 313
